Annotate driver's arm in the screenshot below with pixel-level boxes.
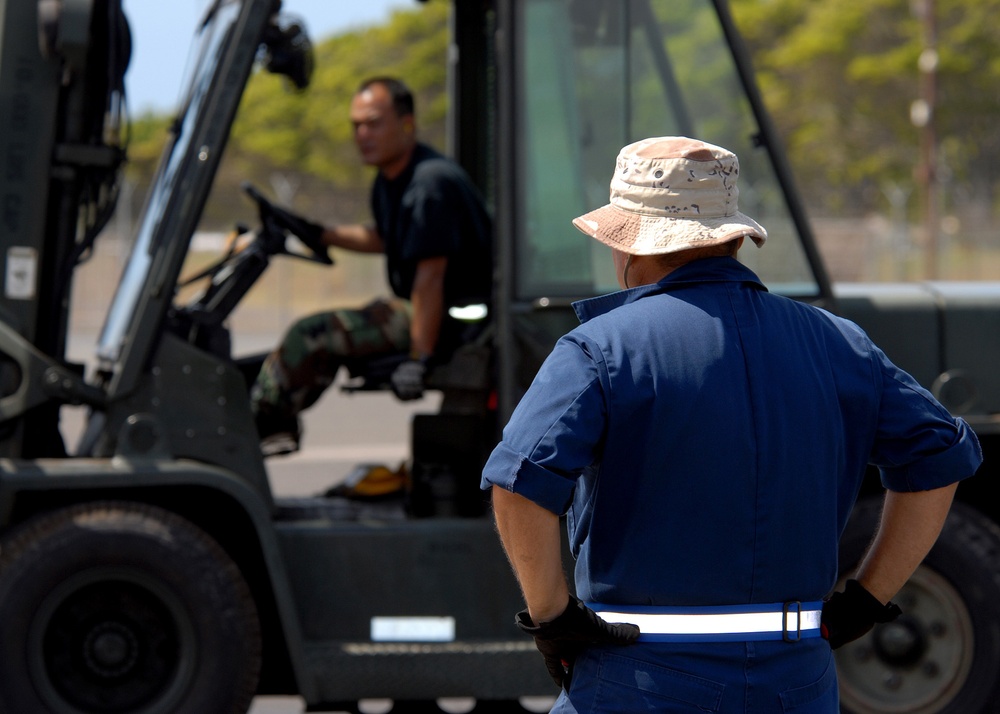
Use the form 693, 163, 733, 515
322, 224, 384, 254
409, 256, 447, 358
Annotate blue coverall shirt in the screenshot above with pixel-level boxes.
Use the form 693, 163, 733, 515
482, 257, 981, 711
481, 257, 981, 609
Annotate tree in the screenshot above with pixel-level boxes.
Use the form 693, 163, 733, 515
129, 0, 999, 229
213, 1, 451, 226
730, 0, 1000, 219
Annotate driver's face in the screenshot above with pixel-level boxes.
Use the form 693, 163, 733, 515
350, 84, 414, 175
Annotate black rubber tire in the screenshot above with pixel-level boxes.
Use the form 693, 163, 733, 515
835, 498, 1000, 714
0, 501, 262, 714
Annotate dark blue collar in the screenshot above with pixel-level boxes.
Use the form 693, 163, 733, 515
572, 257, 768, 324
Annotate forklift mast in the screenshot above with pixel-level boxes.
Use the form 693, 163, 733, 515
0, 0, 129, 457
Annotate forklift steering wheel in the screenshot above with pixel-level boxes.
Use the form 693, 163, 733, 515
241, 181, 333, 265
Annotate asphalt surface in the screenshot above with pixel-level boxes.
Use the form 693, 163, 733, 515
248, 696, 557, 713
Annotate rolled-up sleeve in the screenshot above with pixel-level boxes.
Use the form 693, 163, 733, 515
481, 337, 607, 514
872, 349, 983, 492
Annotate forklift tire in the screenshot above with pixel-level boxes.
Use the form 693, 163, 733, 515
835, 498, 1000, 714
0, 500, 262, 714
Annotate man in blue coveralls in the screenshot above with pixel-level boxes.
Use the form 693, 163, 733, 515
481, 137, 982, 713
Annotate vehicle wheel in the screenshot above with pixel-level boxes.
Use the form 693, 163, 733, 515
835, 498, 1000, 714
0, 501, 262, 714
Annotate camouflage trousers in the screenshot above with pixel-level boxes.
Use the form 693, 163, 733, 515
251, 297, 412, 426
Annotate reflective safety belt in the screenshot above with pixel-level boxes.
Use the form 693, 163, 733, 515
589, 601, 824, 643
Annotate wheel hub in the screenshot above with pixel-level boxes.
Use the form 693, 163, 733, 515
84, 621, 140, 678
872, 616, 927, 668
836, 566, 975, 713
35, 577, 184, 712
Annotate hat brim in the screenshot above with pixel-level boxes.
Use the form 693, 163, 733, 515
572, 203, 766, 256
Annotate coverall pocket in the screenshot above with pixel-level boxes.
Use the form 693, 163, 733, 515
593, 653, 725, 712
779, 655, 838, 712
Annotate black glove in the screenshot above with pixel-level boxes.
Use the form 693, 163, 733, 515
268, 203, 325, 247
390, 359, 427, 401
821, 579, 902, 649
515, 596, 639, 690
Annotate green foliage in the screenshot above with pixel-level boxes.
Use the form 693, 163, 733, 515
125, 112, 171, 176
127, 0, 999, 224
730, 0, 1000, 216
227, 1, 450, 193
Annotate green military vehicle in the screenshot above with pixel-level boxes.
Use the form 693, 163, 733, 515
0, 1, 997, 712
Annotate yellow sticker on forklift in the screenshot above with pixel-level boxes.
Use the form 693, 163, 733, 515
5, 246, 37, 300
370, 616, 456, 642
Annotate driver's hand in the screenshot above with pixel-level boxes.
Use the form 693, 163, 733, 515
269, 204, 324, 246
391, 359, 427, 401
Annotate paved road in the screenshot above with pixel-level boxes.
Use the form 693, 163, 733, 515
247, 696, 558, 713
248, 696, 556, 713
249, 696, 309, 713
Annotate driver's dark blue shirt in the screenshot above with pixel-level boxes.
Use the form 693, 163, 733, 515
371, 143, 492, 309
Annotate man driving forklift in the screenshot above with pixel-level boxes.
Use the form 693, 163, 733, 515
251, 76, 493, 456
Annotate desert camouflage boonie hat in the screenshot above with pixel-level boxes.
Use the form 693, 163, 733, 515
572, 136, 767, 256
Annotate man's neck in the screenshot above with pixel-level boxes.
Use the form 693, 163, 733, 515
380, 143, 417, 181
627, 255, 677, 287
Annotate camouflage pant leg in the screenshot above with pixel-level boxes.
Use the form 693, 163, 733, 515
251, 297, 411, 419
